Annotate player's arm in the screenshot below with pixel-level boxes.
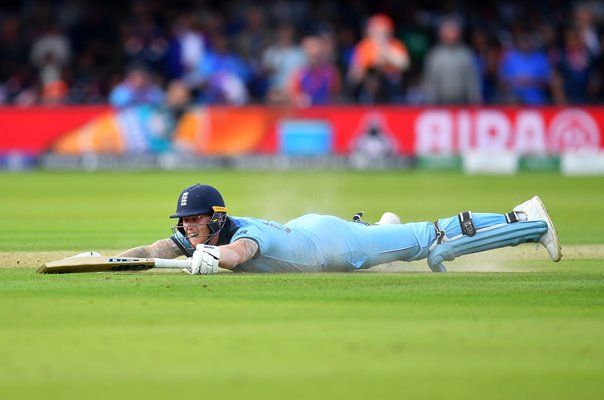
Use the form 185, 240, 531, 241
185, 238, 258, 275
218, 239, 258, 270
116, 239, 184, 259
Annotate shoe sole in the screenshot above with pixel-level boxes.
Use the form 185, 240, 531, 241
533, 196, 562, 262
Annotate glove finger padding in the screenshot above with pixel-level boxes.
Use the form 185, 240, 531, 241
187, 244, 221, 275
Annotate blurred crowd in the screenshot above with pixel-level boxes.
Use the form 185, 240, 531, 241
2, 0, 604, 107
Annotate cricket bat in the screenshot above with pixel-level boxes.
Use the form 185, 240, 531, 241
37, 256, 191, 274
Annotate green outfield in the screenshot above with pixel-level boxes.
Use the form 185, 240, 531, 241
1, 171, 603, 400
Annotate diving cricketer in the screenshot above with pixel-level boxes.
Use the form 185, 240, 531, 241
117, 183, 562, 274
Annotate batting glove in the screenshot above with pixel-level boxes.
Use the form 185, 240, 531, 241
185, 244, 220, 275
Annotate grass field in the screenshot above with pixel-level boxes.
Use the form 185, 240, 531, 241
1, 171, 603, 400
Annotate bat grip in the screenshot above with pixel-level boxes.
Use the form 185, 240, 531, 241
152, 258, 192, 269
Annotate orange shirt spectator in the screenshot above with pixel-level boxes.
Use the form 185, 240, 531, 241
348, 14, 410, 85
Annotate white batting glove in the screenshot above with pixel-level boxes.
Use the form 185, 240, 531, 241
184, 244, 220, 275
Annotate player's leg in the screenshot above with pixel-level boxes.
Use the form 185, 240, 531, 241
339, 211, 529, 271
299, 195, 561, 272
320, 218, 437, 270
293, 214, 435, 271
427, 196, 561, 272
331, 214, 542, 272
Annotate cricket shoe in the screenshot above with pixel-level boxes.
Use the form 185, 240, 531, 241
513, 196, 562, 262
375, 212, 401, 225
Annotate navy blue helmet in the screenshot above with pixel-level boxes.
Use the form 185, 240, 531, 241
170, 184, 228, 244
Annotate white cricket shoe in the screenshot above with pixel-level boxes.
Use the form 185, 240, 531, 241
513, 196, 562, 262
375, 212, 401, 225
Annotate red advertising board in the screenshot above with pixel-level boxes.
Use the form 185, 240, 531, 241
410, 107, 604, 155
0, 107, 110, 155
0, 106, 602, 156
293, 106, 604, 155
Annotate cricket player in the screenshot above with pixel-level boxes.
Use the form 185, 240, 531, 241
118, 184, 562, 273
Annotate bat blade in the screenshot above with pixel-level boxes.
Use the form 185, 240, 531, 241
37, 256, 156, 274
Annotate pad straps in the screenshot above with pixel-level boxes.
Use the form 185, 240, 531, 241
458, 211, 476, 237
433, 220, 446, 244
505, 211, 521, 223
352, 211, 370, 226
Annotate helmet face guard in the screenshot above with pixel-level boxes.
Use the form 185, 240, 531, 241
172, 207, 227, 245
170, 184, 228, 246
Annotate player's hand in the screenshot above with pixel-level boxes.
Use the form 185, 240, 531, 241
184, 244, 220, 275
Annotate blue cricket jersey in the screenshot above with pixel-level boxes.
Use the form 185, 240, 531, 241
226, 214, 436, 273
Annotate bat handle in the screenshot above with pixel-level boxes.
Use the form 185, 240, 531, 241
152, 258, 192, 269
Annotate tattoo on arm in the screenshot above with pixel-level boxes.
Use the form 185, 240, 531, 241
219, 239, 258, 269
240, 239, 259, 261
117, 239, 184, 259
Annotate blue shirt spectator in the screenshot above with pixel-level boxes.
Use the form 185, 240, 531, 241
557, 28, 595, 103
109, 65, 164, 109
165, 15, 206, 84
471, 29, 501, 104
197, 34, 250, 105
499, 34, 552, 105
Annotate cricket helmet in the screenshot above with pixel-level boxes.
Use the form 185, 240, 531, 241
170, 184, 228, 243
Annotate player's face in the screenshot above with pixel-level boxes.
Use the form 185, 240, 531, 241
182, 215, 212, 247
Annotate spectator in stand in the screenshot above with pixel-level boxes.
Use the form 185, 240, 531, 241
336, 25, 357, 73
590, 32, 604, 102
2, 0, 601, 107
159, 80, 191, 145
0, 67, 38, 106
41, 79, 69, 106
234, 5, 272, 99
498, 31, 557, 105
0, 15, 36, 105
109, 63, 164, 109
555, 27, 596, 104
262, 23, 306, 104
423, 19, 481, 105
164, 80, 191, 121
165, 15, 206, 85
69, 51, 104, 104
470, 28, 501, 104
288, 35, 340, 106
197, 33, 250, 105
0, 16, 26, 84
574, 4, 600, 58
30, 23, 71, 86
121, 15, 169, 76
347, 14, 410, 103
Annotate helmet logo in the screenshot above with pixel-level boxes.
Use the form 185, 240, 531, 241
180, 192, 189, 206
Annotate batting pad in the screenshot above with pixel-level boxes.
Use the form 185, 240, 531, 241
427, 221, 548, 272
